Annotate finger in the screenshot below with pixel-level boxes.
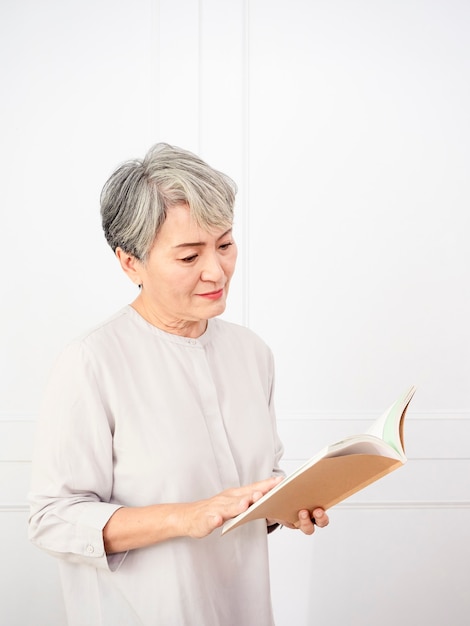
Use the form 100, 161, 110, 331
312, 508, 329, 528
298, 509, 316, 535
236, 487, 269, 514
207, 513, 224, 531
249, 476, 283, 494
230, 488, 268, 516
251, 490, 264, 503
232, 476, 282, 502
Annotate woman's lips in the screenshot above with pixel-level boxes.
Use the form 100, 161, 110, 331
197, 289, 224, 300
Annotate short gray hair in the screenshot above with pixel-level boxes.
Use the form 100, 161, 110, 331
100, 143, 237, 261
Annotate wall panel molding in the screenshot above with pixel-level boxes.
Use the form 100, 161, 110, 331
0, 504, 30, 512
2, 501, 470, 515
277, 411, 470, 421
338, 500, 470, 510
276, 414, 470, 460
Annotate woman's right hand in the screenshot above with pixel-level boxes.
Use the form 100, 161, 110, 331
104, 476, 282, 554
182, 476, 283, 538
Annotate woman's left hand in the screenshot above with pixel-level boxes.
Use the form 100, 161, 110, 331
272, 508, 329, 535
297, 508, 329, 534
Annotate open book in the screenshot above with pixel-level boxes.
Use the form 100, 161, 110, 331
222, 385, 416, 535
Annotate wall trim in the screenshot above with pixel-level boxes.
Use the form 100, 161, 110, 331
0, 414, 36, 421
1, 412, 469, 422
337, 500, 470, 511
2, 501, 470, 514
277, 411, 470, 422
0, 504, 30, 512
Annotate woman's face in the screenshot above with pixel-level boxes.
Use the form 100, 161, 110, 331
127, 203, 237, 336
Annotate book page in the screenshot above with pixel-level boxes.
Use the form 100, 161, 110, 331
366, 385, 416, 457
325, 435, 402, 460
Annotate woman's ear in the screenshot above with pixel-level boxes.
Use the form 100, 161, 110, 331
115, 248, 143, 286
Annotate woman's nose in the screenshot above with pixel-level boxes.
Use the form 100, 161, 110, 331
200, 253, 224, 282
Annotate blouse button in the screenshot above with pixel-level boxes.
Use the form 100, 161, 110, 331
86, 545, 94, 554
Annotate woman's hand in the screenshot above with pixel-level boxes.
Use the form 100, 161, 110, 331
104, 476, 283, 553
296, 508, 329, 534
269, 508, 330, 535
183, 476, 283, 538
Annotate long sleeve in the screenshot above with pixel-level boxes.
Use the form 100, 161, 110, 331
28, 341, 125, 571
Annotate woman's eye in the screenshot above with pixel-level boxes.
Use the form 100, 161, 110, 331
219, 242, 233, 251
181, 254, 198, 263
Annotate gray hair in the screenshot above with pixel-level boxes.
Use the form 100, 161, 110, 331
100, 143, 237, 262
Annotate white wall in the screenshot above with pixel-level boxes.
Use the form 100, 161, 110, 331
1, 1, 469, 624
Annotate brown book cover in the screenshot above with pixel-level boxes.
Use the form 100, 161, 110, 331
222, 386, 416, 534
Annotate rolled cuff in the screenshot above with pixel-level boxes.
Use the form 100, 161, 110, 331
77, 502, 127, 572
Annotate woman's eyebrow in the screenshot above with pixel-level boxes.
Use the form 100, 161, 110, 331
173, 228, 232, 249
173, 241, 205, 249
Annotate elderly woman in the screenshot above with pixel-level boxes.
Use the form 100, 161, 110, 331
29, 143, 328, 626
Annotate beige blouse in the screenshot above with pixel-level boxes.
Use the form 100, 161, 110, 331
29, 306, 284, 626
